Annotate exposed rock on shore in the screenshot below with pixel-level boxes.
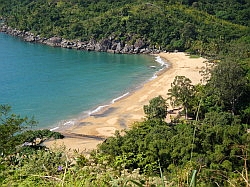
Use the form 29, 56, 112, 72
0, 25, 161, 54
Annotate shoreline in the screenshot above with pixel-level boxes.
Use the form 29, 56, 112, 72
0, 25, 161, 54
44, 52, 207, 153
48, 54, 166, 132
0, 30, 163, 132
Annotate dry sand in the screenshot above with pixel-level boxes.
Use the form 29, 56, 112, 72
44, 52, 206, 153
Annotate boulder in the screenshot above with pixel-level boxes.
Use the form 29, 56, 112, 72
46, 37, 62, 46
115, 42, 122, 53
134, 39, 146, 49
24, 35, 35, 42
107, 49, 115, 53
86, 39, 96, 51
121, 44, 134, 54
95, 39, 112, 51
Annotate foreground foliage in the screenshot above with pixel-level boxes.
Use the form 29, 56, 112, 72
0, 105, 64, 156
1, 55, 249, 185
98, 114, 249, 186
0, 1, 249, 186
96, 52, 250, 186
1, 106, 249, 186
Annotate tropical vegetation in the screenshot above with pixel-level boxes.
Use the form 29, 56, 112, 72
0, 0, 249, 186
0, 0, 249, 56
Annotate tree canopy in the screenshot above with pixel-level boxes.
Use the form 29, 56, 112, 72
143, 95, 168, 120
207, 59, 247, 115
0, 0, 250, 186
0, 105, 64, 155
0, 0, 249, 56
0, 105, 37, 155
167, 76, 194, 119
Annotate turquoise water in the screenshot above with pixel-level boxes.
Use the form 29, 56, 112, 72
0, 33, 163, 129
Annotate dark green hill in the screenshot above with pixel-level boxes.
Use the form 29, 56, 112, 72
1, 1, 250, 186
0, 0, 249, 55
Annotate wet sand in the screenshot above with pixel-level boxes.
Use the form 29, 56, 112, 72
44, 52, 206, 153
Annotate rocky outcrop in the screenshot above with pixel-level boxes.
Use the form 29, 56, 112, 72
95, 39, 112, 52
0, 24, 160, 54
45, 37, 62, 47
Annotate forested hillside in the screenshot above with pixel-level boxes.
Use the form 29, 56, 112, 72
0, 0, 249, 56
0, 0, 250, 186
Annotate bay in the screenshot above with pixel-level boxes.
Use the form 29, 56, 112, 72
0, 33, 162, 129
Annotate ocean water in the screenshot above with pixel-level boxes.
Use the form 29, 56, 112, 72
0, 33, 165, 129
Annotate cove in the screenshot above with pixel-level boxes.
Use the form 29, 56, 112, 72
0, 33, 161, 129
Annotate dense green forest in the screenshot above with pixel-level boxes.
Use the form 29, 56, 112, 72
0, 0, 250, 186
0, 0, 249, 55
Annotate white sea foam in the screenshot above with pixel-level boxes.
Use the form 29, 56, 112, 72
155, 55, 166, 66
50, 119, 76, 131
89, 105, 109, 115
63, 120, 75, 126
50, 127, 59, 131
149, 55, 169, 80
150, 73, 158, 80
111, 92, 130, 103
50, 55, 169, 131
87, 92, 130, 116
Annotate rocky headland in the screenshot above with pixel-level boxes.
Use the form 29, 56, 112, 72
0, 24, 161, 54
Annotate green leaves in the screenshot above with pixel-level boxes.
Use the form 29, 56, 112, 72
0, 105, 37, 155
167, 76, 194, 119
207, 59, 247, 115
0, 105, 64, 156
143, 95, 168, 120
97, 99, 249, 185
1, 0, 249, 54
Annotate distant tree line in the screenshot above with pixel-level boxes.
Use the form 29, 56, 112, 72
0, 0, 249, 57
0, 0, 249, 186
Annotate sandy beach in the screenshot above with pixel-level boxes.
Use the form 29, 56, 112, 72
44, 52, 206, 153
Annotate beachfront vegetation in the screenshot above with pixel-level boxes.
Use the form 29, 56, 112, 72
0, 56, 249, 185
143, 95, 167, 120
167, 76, 194, 119
1, 90, 249, 186
0, 0, 250, 186
96, 59, 250, 186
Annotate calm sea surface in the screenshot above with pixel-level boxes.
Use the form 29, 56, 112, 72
0, 33, 163, 129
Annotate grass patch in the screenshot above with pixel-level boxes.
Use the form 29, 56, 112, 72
189, 54, 201, 58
